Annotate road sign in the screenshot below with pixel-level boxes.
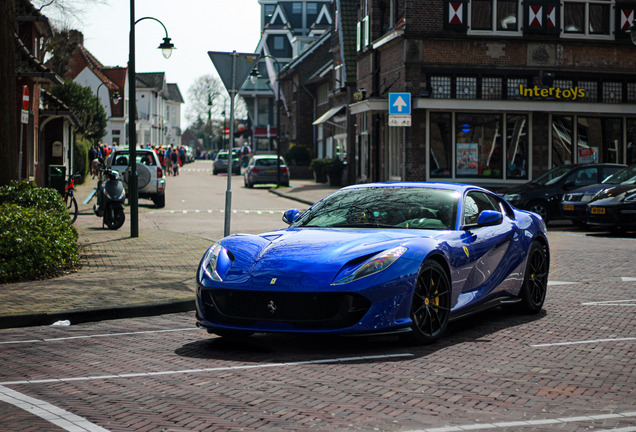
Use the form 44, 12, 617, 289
22, 86, 29, 110
21, 109, 29, 124
223, 127, 230, 136
388, 115, 411, 127
208, 51, 260, 93
388, 92, 411, 115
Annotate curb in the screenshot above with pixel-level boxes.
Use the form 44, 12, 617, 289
0, 300, 195, 329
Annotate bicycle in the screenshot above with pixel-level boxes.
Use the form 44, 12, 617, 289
64, 173, 81, 224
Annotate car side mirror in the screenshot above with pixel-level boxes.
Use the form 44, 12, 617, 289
282, 209, 301, 225
477, 210, 503, 226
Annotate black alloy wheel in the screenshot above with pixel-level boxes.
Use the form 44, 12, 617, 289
528, 200, 550, 223
406, 260, 451, 345
517, 241, 549, 314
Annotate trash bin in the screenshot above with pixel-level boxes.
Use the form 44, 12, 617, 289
48, 165, 66, 196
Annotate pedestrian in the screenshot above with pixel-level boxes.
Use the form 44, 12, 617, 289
170, 147, 179, 175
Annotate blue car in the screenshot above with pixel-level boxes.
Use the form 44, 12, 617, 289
196, 183, 549, 344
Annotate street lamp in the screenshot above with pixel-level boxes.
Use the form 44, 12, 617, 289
128, 0, 175, 238
250, 54, 283, 187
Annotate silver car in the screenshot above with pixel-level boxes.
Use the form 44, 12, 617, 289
244, 155, 290, 188
213, 150, 241, 175
107, 149, 166, 208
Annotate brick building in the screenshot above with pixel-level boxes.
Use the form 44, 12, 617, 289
349, 0, 636, 187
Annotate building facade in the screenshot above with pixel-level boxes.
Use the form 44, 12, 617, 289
348, 0, 636, 187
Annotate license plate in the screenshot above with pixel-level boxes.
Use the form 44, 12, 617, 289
265, 169, 276, 173
563, 204, 574, 211
590, 207, 605, 214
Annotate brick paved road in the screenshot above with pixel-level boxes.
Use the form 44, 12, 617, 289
0, 228, 634, 432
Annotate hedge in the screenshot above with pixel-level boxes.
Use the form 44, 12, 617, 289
0, 181, 79, 283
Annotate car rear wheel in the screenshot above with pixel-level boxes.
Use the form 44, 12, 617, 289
517, 241, 548, 314
152, 194, 165, 208
404, 260, 451, 345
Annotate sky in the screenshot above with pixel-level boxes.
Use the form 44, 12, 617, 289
45, 0, 263, 128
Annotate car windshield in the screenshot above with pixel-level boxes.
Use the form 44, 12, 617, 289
292, 187, 459, 230
216, 153, 228, 160
533, 165, 573, 185
111, 152, 156, 166
602, 165, 636, 185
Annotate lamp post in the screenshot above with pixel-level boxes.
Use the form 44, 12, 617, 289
128, 0, 174, 238
250, 54, 282, 187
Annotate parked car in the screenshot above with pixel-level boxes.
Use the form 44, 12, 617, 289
586, 183, 636, 232
500, 163, 625, 223
107, 149, 166, 208
561, 164, 636, 227
195, 182, 549, 344
213, 150, 241, 175
244, 155, 290, 188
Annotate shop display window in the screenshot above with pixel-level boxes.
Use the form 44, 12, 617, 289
429, 112, 452, 177
456, 113, 503, 178
506, 114, 529, 179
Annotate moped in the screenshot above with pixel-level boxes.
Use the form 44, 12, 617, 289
93, 160, 126, 230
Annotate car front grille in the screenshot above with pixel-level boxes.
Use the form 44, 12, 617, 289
200, 289, 371, 330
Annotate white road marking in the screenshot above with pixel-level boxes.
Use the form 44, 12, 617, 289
548, 281, 578, 286
404, 411, 636, 432
0, 385, 110, 432
622, 277, 636, 282
530, 337, 636, 347
0, 354, 414, 386
582, 299, 636, 306
0, 328, 200, 345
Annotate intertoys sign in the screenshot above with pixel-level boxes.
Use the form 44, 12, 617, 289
519, 84, 586, 101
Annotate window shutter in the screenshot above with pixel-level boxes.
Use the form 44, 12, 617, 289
444, 0, 468, 31
524, 0, 560, 34
616, 4, 636, 39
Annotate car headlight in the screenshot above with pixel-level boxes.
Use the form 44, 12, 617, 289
502, 194, 521, 203
332, 246, 407, 285
199, 243, 231, 282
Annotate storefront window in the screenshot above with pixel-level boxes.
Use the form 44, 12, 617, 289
429, 112, 452, 177
552, 115, 574, 166
506, 114, 529, 179
456, 113, 503, 178
627, 119, 636, 165
577, 117, 622, 163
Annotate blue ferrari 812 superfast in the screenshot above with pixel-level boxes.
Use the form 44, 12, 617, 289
196, 183, 549, 344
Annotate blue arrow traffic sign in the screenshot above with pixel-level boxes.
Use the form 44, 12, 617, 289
388, 92, 411, 115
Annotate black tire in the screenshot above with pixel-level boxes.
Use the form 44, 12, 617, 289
213, 170, 218, 175
572, 220, 587, 229
282, 181, 290, 187
517, 241, 549, 314
152, 194, 165, 208
404, 260, 451, 345
528, 200, 550, 224
66, 195, 78, 224
104, 207, 125, 230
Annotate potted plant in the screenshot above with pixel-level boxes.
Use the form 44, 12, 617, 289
326, 158, 345, 187
309, 158, 330, 183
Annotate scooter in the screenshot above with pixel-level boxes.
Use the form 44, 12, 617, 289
93, 160, 126, 230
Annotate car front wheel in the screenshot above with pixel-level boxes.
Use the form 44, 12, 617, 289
404, 260, 451, 345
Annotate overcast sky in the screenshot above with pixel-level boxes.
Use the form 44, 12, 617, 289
46, 0, 262, 127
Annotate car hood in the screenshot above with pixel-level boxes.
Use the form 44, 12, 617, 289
590, 185, 636, 203
217, 228, 436, 289
565, 183, 604, 195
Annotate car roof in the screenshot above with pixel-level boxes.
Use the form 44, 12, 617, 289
341, 182, 492, 195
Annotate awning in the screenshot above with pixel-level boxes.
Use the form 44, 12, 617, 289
313, 105, 346, 125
